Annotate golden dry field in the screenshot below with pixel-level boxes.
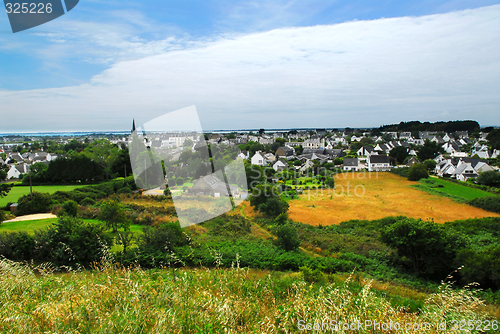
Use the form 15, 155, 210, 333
288, 172, 499, 225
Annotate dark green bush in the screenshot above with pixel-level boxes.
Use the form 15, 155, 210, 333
467, 196, 500, 214
62, 200, 78, 217
275, 224, 300, 252
80, 197, 96, 206
16, 192, 53, 215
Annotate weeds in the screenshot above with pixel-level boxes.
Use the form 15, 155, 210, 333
0, 258, 493, 333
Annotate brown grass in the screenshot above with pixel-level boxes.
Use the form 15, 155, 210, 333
289, 172, 499, 226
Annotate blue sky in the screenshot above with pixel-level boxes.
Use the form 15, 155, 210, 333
0, 0, 499, 131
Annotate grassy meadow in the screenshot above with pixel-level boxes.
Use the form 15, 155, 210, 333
0, 185, 80, 208
414, 177, 495, 202
0, 258, 494, 333
288, 172, 499, 225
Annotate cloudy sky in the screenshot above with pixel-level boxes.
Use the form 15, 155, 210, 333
0, 0, 499, 132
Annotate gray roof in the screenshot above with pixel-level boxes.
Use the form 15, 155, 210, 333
369, 155, 391, 163
343, 158, 358, 166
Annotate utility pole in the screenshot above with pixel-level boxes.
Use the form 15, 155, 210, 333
28, 166, 33, 200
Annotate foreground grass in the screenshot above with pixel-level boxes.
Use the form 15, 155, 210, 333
0, 259, 494, 333
413, 178, 495, 202
288, 172, 499, 225
0, 185, 80, 207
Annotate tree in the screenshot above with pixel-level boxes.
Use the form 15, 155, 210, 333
62, 200, 78, 217
325, 177, 335, 188
381, 218, 459, 278
476, 170, 500, 187
99, 200, 130, 233
17, 192, 52, 216
275, 224, 300, 251
417, 140, 442, 161
407, 163, 429, 181
250, 184, 279, 208
258, 197, 289, 218
0, 183, 13, 198
140, 222, 186, 253
486, 129, 500, 149
423, 159, 437, 171
389, 146, 409, 165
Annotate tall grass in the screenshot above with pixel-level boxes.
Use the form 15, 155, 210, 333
0, 257, 493, 333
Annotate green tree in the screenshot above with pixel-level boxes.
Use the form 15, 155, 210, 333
476, 170, 500, 187
17, 192, 52, 216
250, 184, 279, 208
0, 183, 13, 198
407, 163, 429, 181
275, 224, 300, 251
62, 200, 78, 217
389, 146, 409, 165
99, 200, 130, 233
325, 177, 335, 188
381, 218, 459, 278
258, 197, 289, 218
417, 140, 442, 161
486, 129, 500, 149
423, 159, 437, 171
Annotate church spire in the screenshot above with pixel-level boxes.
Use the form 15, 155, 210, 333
131, 119, 136, 133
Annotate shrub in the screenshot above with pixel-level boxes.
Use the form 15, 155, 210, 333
62, 200, 78, 217
381, 218, 460, 279
258, 197, 289, 218
80, 197, 96, 206
477, 170, 500, 187
275, 224, 300, 252
467, 196, 500, 214
117, 187, 132, 194
16, 192, 53, 216
407, 163, 429, 181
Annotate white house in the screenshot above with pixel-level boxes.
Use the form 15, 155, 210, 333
251, 151, 267, 166
366, 155, 391, 171
357, 146, 375, 157
343, 158, 360, 171
7, 163, 29, 179
272, 160, 287, 172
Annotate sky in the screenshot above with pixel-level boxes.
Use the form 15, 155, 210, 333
0, 0, 499, 132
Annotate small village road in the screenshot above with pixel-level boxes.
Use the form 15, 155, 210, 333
3, 213, 57, 223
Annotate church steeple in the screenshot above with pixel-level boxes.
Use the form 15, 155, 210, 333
131, 119, 136, 133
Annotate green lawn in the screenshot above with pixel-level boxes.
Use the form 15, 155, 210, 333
413, 177, 495, 202
0, 185, 80, 207
0, 217, 145, 236
285, 177, 322, 189
0, 218, 59, 233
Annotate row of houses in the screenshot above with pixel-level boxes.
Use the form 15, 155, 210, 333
0, 150, 57, 179
435, 156, 495, 182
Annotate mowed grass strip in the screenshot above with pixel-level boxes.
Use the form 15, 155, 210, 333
414, 177, 495, 201
288, 172, 500, 225
0, 185, 80, 207
0, 217, 145, 237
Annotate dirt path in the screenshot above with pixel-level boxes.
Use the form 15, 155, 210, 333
3, 213, 57, 223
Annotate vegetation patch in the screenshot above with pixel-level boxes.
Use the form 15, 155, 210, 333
288, 172, 499, 225
413, 177, 495, 202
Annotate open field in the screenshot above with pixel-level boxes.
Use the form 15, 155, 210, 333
0, 185, 80, 207
288, 172, 500, 225
414, 177, 495, 201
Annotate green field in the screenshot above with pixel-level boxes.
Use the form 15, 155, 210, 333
0, 185, 80, 207
413, 177, 495, 202
0, 217, 145, 236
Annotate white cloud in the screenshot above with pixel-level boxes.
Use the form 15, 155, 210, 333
1, 5, 499, 132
